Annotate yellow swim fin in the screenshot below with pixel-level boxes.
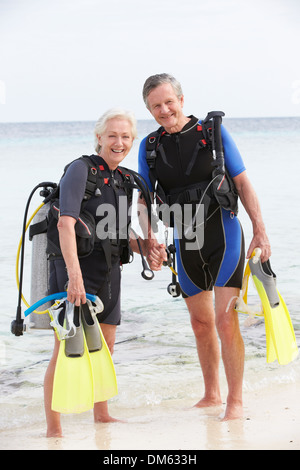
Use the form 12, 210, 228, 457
235, 259, 264, 319
249, 255, 298, 365
235, 256, 277, 362
52, 305, 94, 414
81, 301, 118, 403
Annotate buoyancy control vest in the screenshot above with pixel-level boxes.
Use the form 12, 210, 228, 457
30, 155, 154, 268
11, 157, 155, 336
145, 111, 239, 227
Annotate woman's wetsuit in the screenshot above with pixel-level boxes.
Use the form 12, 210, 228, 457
138, 115, 246, 297
49, 155, 131, 324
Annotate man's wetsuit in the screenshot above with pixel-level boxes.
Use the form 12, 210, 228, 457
49, 155, 131, 324
138, 115, 246, 297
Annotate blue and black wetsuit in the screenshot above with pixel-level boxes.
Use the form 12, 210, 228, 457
138, 115, 245, 297
49, 155, 131, 324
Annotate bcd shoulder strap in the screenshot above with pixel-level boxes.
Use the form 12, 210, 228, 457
29, 155, 103, 248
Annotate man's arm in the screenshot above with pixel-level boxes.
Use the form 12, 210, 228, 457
233, 170, 271, 262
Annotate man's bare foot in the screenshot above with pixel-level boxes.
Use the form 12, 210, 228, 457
221, 401, 243, 421
194, 396, 223, 408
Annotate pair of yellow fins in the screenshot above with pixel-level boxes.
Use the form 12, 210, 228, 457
50, 297, 118, 414
236, 249, 298, 365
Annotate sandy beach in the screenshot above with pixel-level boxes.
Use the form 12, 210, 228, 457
0, 381, 299, 451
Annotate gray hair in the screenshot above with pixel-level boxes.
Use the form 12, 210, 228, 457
142, 73, 183, 109
94, 108, 137, 154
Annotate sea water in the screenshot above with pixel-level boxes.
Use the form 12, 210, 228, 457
0, 117, 299, 436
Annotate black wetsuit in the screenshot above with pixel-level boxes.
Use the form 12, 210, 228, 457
138, 116, 246, 297
49, 155, 131, 324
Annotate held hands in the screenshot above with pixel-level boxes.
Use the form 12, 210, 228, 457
146, 240, 168, 271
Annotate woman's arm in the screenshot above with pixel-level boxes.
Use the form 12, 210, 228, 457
57, 215, 86, 306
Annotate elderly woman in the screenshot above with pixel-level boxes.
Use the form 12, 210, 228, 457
44, 108, 151, 437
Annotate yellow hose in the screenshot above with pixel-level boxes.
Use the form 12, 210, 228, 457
16, 202, 49, 314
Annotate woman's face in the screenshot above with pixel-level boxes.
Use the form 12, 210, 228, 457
97, 118, 134, 169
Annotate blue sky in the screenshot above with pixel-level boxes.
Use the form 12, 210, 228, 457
1, 0, 300, 122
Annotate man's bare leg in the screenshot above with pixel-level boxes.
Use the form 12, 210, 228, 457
215, 286, 244, 420
185, 291, 222, 408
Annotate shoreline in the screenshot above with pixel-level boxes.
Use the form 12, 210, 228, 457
0, 381, 299, 451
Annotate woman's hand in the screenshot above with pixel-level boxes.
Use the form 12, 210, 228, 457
65, 275, 86, 306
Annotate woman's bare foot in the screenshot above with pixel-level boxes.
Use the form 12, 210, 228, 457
94, 413, 125, 424
46, 426, 63, 438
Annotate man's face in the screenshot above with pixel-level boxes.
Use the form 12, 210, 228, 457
147, 83, 185, 133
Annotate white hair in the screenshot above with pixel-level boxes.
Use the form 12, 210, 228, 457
94, 108, 137, 154
142, 73, 183, 109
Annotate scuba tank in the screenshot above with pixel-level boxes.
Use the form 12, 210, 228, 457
29, 202, 52, 329
12, 182, 57, 336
